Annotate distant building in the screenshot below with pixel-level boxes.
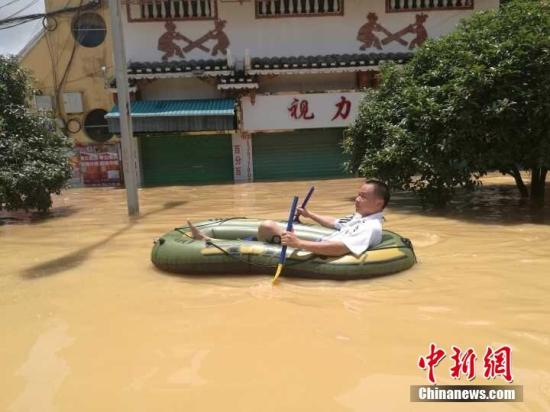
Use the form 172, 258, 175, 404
19, 0, 122, 187
106, 0, 498, 186
21, 0, 499, 187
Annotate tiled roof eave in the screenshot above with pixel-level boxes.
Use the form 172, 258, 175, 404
128, 71, 233, 80
247, 66, 381, 75
127, 58, 232, 78
249, 52, 413, 74
217, 83, 259, 90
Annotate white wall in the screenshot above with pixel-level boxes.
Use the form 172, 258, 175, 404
259, 72, 357, 93
139, 77, 222, 100
123, 0, 499, 63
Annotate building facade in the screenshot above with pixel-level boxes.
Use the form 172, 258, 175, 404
23, 0, 499, 187
19, 0, 123, 187
105, 0, 498, 186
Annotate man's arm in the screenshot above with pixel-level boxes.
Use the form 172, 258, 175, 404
297, 207, 338, 229
281, 231, 350, 257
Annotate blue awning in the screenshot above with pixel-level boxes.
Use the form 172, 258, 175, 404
105, 98, 236, 133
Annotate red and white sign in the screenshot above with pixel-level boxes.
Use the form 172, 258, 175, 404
231, 132, 253, 182
241, 92, 364, 131
78, 144, 122, 187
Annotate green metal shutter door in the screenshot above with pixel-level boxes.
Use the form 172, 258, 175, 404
253, 129, 350, 181
140, 134, 233, 186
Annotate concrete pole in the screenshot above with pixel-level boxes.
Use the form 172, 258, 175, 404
109, 0, 140, 216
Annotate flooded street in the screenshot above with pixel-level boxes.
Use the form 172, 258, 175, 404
1, 175, 549, 411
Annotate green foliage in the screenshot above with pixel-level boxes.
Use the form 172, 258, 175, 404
344, 0, 550, 206
0, 56, 72, 213
0, 56, 31, 108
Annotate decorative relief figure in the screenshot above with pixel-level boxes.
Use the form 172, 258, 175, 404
381, 13, 429, 49
158, 20, 189, 61
407, 14, 429, 50
357, 13, 387, 50
357, 12, 408, 50
210, 19, 230, 56
157, 19, 231, 61
357, 12, 429, 50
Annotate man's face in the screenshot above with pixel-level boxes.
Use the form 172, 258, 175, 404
355, 183, 384, 216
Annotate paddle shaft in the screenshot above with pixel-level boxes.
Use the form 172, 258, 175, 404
278, 196, 300, 266
294, 186, 315, 223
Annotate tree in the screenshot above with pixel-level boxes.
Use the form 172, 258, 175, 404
0, 56, 72, 213
344, 0, 550, 206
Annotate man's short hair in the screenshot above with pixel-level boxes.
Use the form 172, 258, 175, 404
365, 179, 390, 209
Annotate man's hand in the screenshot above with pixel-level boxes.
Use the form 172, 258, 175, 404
281, 231, 302, 248
295, 208, 337, 229
295, 207, 312, 219
281, 232, 350, 256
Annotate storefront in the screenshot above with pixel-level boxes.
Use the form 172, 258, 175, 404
139, 134, 233, 186
106, 98, 236, 186
241, 92, 363, 181
252, 129, 348, 181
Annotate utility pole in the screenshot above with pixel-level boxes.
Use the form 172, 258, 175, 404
109, 0, 140, 216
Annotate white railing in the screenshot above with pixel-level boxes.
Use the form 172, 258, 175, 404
255, 0, 343, 17
126, 0, 216, 21
387, 0, 473, 12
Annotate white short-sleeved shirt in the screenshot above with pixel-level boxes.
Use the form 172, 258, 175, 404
323, 212, 383, 256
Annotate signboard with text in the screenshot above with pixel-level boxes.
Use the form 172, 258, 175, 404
78, 144, 122, 187
241, 92, 364, 132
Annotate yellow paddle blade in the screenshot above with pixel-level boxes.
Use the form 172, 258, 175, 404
272, 264, 283, 284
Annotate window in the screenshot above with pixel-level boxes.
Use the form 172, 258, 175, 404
72, 13, 107, 47
255, 0, 344, 18
126, 0, 218, 21
84, 109, 111, 143
386, 0, 473, 12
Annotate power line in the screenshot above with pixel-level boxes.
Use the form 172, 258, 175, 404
0, 0, 25, 11
0, 0, 98, 27
0, 16, 34, 29
2, 0, 39, 20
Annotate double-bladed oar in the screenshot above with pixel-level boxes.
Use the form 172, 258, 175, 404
294, 186, 315, 223
272, 196, 299, 285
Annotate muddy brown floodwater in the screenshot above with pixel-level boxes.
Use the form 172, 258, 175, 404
1, 175, 549, 411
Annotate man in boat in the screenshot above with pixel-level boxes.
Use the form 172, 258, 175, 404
188, 179, 389, 258
275, 179, 388, 256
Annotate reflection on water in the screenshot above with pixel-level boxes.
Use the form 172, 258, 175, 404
1, 174, 549, 411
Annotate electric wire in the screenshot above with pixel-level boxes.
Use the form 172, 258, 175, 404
0, 0, 25, 11
0, 0, 98, 28
63, 64, 112, 84
2, 0, 38, 20
55, 0, 84, 106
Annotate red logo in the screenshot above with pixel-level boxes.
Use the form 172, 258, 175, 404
418, 344, 514, 384
483, 345, 513, 383
450, 346, 477, 381
418, 343, 446, 384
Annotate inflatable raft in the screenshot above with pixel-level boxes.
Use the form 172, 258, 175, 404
151, 218, 416, 280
